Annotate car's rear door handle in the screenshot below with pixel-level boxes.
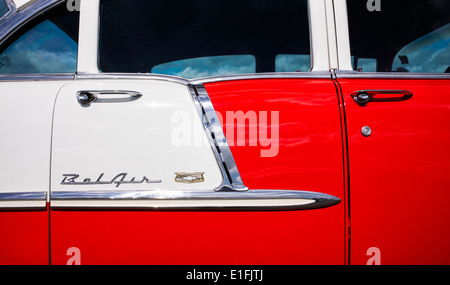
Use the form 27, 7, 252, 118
351, 90, 413, 106
76, 90, 143, 105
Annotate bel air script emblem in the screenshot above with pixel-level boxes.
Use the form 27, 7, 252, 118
175, 172, 205, 183
61, 173, 162, 188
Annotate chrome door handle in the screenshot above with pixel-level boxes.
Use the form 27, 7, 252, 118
77, 90, 143, 105
351, 90, 413, 106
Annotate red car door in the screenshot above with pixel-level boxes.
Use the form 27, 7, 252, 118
338, 0, 450, 265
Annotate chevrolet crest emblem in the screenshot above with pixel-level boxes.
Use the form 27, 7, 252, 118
175, 172, 205, 183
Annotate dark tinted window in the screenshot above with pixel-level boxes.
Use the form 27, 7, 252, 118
0, 5, 79, 74
347, 0, 450, 73
99, 0, 310, 77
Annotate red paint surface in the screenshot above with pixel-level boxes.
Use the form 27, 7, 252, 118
338, 79, 450, 265
204, 79, 345, 194
0, 206, 49, 265
51, 209, 343, 265
51, 79, 346, 265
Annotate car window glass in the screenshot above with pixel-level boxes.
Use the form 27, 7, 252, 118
100, 0, 310, 78
0, 6, 79, 74
151, 55, 256, 79
347, 0, 450, 73
275, 54, 310, 72
0, 0, 8, 19
351, 56, 377, 72
391, 23, 450, 73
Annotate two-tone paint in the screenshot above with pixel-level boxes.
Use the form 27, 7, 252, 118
0, 0, 449, 265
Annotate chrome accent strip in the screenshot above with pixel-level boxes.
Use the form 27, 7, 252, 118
76, 72, 190, 85
7, 69, 445, 83
335, 71, 450, 79
75, 72, 332, 85
190, 85, 248, 192
50, 190, 340, 211
0, 73, 75, 81
189, 72, 332, 85
324, 0, 338, 70
0, 191, 47, 209
0, 191, 47, 200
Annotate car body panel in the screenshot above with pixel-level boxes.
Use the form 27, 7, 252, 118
49, 78, 346, 265
0, 80, 67, 265
0, 206, 49, 265
51, 80, 223, 195
336, 78, 450, 265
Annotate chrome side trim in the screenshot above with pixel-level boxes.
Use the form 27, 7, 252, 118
0, 73, 75, 81
324, 0, 338, 70
0, 191, 47, 200
190, 85, 248, 192
76, 72, 332, 85
50, 190, 341, 211
5, 67, 446, 83
335, 71, 450, 80
189, 72, 332, 85
0, 191, 47, 209
75, 72, 190, 85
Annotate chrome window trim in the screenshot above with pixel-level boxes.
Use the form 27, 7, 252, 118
2, 68, 447, 83
0, 191, 47, 209
335, 70, 450, 80
189, 71, 332, 85
50, 189, 341, 211
75, 72, 332, 85
75, 72, 190, 85
324, 0, 338, 70
0, 73, 76, 81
